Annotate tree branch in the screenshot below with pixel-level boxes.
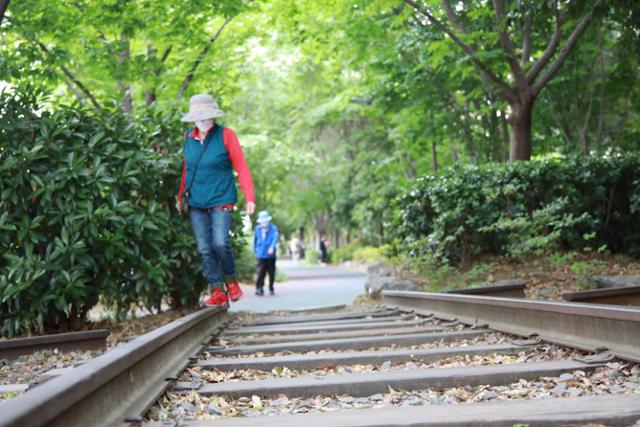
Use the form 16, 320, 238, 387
174, 17, 232, 102
545, 93, 572, 145
532, 0, 603, 95
117, 34, 132, 112
493, 0, 528, 96
145, 45, 173, 106
521, 12, 532, 64
36, 41, 101, 109
0, 0, 10, 27
441, 1, 503, 102
526, 1, 563, 84
403, 0, 516, 103
160, 45, 172, 63
61, 75, 87, 105
441, 0, 464, 32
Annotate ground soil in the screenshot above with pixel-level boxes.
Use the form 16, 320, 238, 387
403, 252, 640, 301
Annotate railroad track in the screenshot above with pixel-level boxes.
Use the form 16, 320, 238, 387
1, 292, 639, 427
0, 329, 109, 361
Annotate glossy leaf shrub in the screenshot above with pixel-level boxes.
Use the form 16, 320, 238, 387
0, 89, 246, 336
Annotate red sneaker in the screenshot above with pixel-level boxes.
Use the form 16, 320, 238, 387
227, 282, 243, 302
202, 288, 229, 307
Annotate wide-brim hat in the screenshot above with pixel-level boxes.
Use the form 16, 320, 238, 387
181, 94, 226, 122
257, 211, 272, 224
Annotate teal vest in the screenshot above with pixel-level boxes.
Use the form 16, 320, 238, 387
183, 125, 238, 208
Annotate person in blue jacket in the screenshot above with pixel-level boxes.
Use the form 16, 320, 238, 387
254, 211, 279, 296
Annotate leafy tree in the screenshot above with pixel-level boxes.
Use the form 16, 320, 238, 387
403, 0, 603, 161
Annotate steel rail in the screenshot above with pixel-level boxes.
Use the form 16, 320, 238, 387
446, 282, 526, 298
0, 329, 109, 361
0, 307, 228, 427
382, 290, 640, 362
563, 285, 640, 306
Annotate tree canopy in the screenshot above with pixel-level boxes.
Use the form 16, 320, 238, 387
2, 0, 639, 245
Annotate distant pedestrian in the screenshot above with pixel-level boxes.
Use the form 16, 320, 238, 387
254, 211, 279, 296
289, 236, 303, 261
319, 236, 329, 264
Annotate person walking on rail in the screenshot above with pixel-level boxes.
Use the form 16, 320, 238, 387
175, 94, 256, 306
254, 211, 279, 296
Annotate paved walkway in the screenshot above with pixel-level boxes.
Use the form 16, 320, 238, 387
230, 260, 366, 313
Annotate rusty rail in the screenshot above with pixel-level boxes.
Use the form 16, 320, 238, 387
3, 295, 640, 427
563, 285, 640, 306
446, 281, 526, 298
382, 290, 640, 362
0, 307, 228, 427
0, 330, 109, 361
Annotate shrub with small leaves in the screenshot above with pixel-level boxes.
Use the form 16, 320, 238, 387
392, 154, 640, 264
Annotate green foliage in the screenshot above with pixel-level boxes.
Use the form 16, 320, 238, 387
0, 87, 245, 336
394, 155, 640, 264
1, 0, 255, 111
304, 248, 320, 265
480, 198, 590, 257
275, 269, 288, 283
2, 0, 640, 332
330, 242, 362, 263
235, 241, 257, 283
331, 242, 388, 264
465, 263, 495, 285
546, 251, 578, 266
570, 259, 607, 290
3, 0, 640, 252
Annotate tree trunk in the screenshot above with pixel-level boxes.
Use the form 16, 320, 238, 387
145, 45, 171, 106
508, 101, 533, 161
0, 0, 10, 26
118, 35, 132, 112
431, 139, 438, 173
578, 132, 589, 155
145, 45, 157, 106
499, 112, 509, 161
595, 21, 606, 155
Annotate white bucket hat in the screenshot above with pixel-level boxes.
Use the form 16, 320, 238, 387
181, 94, 226, 122
257, 211, 272, 224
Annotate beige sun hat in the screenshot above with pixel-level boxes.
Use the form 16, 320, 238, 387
180, 94, 226, 122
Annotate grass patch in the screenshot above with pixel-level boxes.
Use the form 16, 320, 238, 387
395, 251, 640, 300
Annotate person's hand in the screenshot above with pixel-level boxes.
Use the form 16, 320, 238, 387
268, 247, 274, 255
246, 201, 256, 215
175, 198, 182, 213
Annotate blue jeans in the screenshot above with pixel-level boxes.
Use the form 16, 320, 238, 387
189, 207, 236, 289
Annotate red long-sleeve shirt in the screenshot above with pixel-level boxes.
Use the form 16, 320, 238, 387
177, 127, 255, 207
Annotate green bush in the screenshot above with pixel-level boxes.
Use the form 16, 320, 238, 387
0, 88, 246, 336
330, 241, 362, 263
479, 197, 590, 257
330, 241, 388, 264
305, 248, 320, 264
235, 240, 257, 283
353, 246, 388, 263
392, 155, 640, 263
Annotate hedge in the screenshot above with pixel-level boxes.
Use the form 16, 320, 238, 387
0, 88, 246, 336
393, 155, 640, 264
